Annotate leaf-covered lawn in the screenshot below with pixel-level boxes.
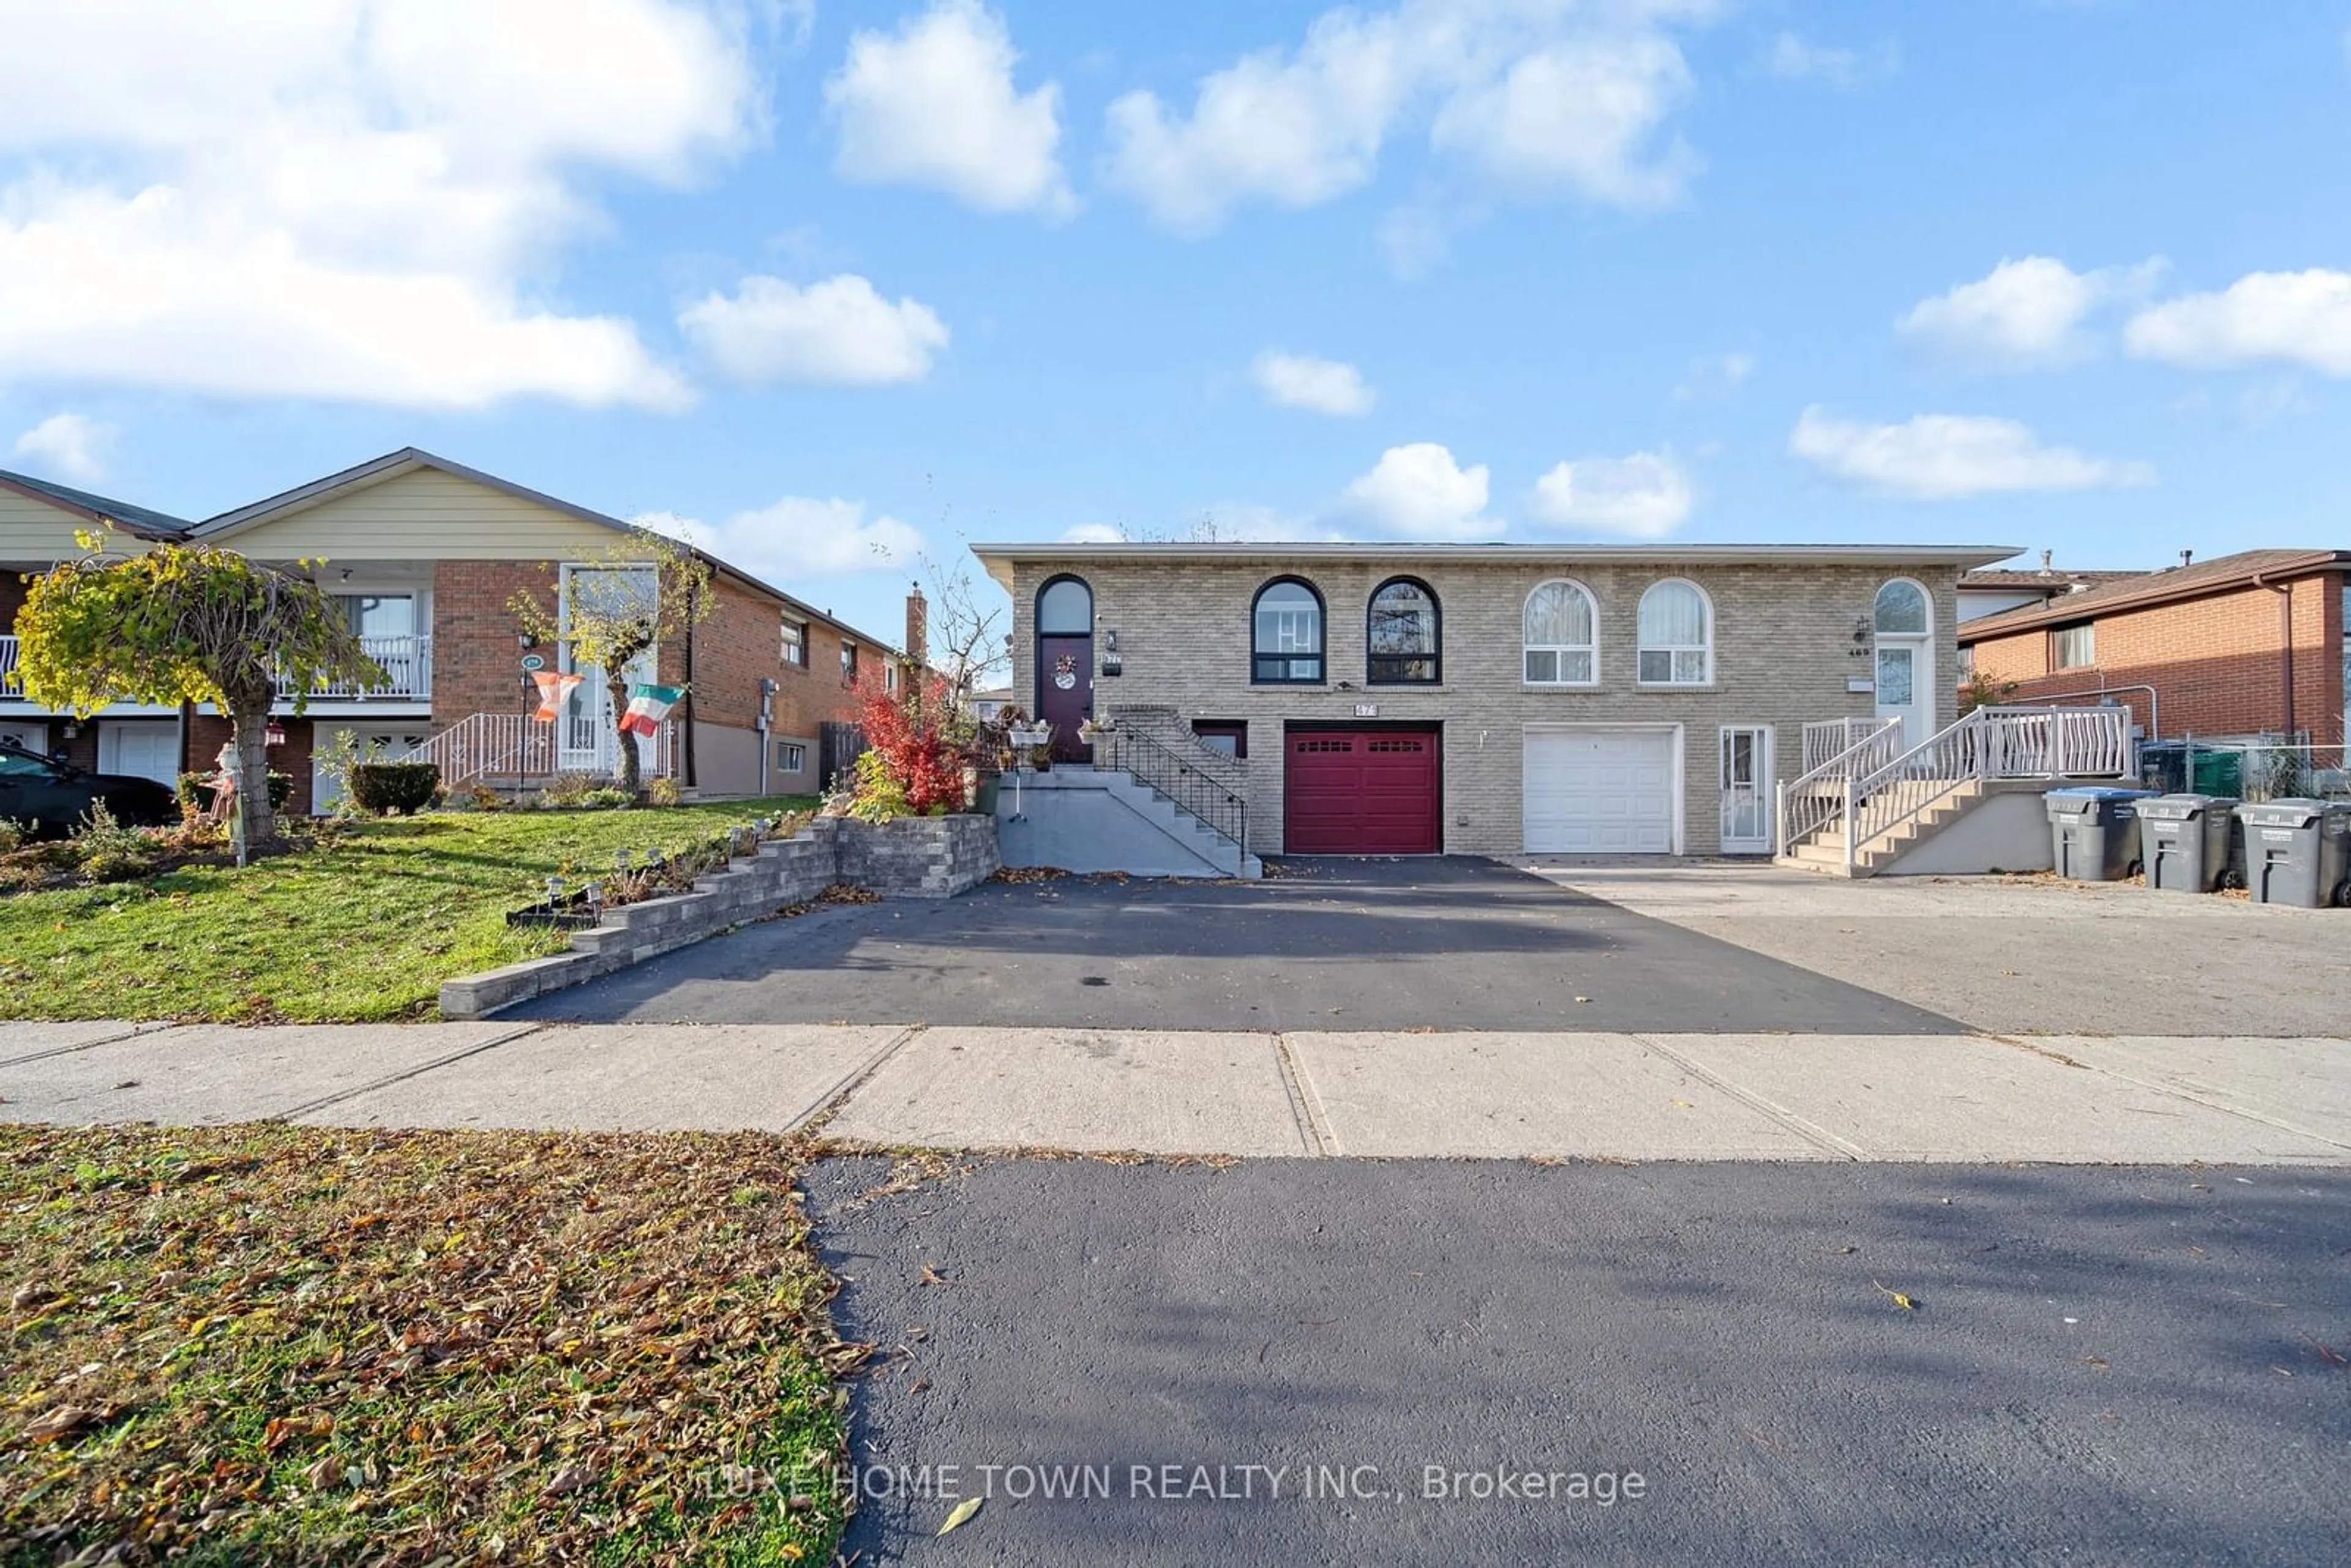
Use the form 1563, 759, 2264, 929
0, 1124, 853, 1567
0, 799, 816, 1024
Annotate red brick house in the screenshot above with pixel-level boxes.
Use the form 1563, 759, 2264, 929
1, 449, 910, 811
1959, 549, 2351, 745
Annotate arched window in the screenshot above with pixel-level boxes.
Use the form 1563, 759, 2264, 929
1873, 578, 1929, 636
1251, 577, 1325, 683
1367, 577, 1439, 684
1036, 575, 1092, 635
1637, 579, 1712, 685
1523, 579, 1597, 686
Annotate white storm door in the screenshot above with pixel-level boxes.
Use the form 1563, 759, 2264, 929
1719, 726, 1773, 854
1875, 640, 1930, 751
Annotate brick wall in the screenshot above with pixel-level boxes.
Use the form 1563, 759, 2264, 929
1005, 556, 1961, 856
189, 713, 318, 814
1967, 572, 2346, 743
432, 560, 550, 724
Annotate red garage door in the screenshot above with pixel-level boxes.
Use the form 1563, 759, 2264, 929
1284, 726, 1441, 854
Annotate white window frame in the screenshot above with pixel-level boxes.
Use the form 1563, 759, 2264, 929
840, 640, 859, 683
781, 616, 807, 668
1523, 579, 1599, 688
778, 740, 806, 771
1636, 579, 1714, 688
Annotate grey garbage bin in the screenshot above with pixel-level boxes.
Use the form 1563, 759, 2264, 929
2139, 793, 2234, 893
2047, 787, 2162, 881
2235, 798, 2351, 907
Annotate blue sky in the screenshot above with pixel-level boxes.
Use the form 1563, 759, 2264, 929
4, 1, 2349, 647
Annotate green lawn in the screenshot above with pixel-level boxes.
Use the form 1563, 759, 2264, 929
0, 798, 816, 1023
0, 1123, 851, 1567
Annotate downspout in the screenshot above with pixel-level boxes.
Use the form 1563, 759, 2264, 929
681, 579, 699, 789
2252, 568, 2297, 737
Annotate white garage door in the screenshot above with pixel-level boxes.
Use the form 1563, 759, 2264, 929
98, 721, 181, 786
1524, 728, 1678, 854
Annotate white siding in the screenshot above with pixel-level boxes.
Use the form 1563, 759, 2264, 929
214, 468, 628, 561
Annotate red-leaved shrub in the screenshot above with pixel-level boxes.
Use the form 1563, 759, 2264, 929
852, 666, 965, 814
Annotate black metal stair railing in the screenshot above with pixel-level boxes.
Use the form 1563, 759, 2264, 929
1092, 729, 1248, 855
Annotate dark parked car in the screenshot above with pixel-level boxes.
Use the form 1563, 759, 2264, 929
0, 741, 179, 839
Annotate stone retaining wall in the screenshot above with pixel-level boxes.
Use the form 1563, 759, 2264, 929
441, 814, 1000, 1019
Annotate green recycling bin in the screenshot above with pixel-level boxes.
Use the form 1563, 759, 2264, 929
2234, 798, 2351, 907
2047, 787, 2161, 881
2138, 794, 2234, 893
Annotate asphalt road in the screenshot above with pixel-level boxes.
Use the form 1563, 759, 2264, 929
805, 1157, 2351, 1566
510, 858, 1959, 1035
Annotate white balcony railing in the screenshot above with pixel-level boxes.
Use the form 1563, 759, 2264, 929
0, 636, 20, 699
277, 634, 433, 700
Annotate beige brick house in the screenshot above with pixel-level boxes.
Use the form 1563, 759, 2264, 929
2, 449, 907, 809
976, 542, 2011, 857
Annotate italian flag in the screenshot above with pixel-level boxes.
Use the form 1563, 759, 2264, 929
620, 683, 683, 737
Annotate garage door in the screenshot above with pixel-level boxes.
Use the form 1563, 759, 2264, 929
1284, 726, 1440, 854
1524, 728, 1677, 853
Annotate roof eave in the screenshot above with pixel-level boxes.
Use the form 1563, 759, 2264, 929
1957, 550, 2351, 641
970, 541, 2022, 570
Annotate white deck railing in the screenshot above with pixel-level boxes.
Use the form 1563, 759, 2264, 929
1778, 706, 2133, 873
401, 710, 680, 789
277, 634, 433, 700
0, 637, 20, 699
1801, 716, 1901, 776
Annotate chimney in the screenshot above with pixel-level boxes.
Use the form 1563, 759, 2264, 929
904, 585, 928, 670
2179, 549, 2193, 568
2038, 549, 2053, 576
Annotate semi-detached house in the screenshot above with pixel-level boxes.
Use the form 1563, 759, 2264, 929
977, 541, 2015, 858
1, 449, 910, 811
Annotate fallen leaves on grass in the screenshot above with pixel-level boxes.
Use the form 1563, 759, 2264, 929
0, 1123, 850, 1566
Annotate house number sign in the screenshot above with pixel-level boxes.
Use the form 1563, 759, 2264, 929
1353, 702, 1378, 718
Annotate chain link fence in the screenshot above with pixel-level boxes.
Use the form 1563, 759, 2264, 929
2139, 738, 2351, 804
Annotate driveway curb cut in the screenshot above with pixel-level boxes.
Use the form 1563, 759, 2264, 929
1633, 1032, 1867, 1160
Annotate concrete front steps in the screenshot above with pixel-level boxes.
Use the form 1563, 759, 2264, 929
1780, 776, 2111, 878
996, 767, 1262, 879
1779, 778, 1987, 877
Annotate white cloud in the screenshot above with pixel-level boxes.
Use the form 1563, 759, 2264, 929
1527, 451, 1690, 536
1756, 32, 1895, 87
1340, 442, 1494, 539
0, 0, 752, 410
2124, 269, 2351, 376
637, 497, 925, 581
1671, 350, 1754, 400
1789, 407, 2155, 500
1898, 256, 2164, 369
1103, 0, 1711, 236
10, 412, 114, 483
1428, 34, 1697, 206
825, 0, 1074, 217
678, 274, 950, 386
1060, 522, 1127, 543
1251, 350, 1376, 416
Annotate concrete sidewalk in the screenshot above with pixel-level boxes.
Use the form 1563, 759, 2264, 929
3, 1021, 2346, 1164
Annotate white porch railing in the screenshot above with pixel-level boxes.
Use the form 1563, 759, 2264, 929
277, 634, 433, 700
1777, 706, 2133, 873
1801, 716, 1901, 775
0, 636, 20, 699
400, 711, 680, 789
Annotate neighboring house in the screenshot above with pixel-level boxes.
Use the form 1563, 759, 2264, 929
969, 686, 1014, 723
1, 449, 912, 811
1957, 555, 2147, 623
1959, 547, 2351, 745
974, 542, 2011, 857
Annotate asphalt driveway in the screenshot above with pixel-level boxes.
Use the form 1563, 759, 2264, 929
808, 1155, 2351, 1566
508, 858, 1959, 1035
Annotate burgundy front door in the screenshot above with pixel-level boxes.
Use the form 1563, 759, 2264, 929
1283, 726, 1441, 853
1037, 633, 1092, 760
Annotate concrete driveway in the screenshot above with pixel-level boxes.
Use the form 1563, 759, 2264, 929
506, 858, 1960, 1036
1527, 863, 2351, 1037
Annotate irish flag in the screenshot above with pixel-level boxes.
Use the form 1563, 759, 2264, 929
620, 683, 683, 737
